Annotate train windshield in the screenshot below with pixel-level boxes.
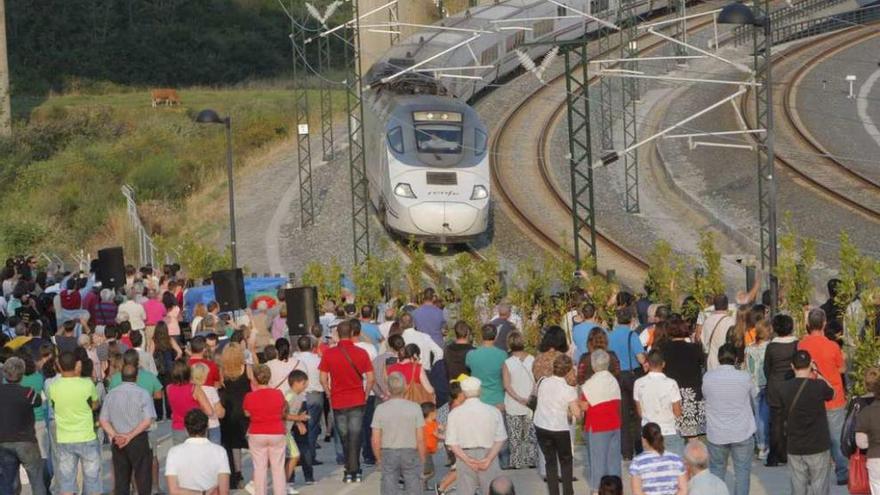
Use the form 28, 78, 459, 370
414, 124, 462, 154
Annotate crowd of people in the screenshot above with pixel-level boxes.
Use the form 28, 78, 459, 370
0, 254, 879, 495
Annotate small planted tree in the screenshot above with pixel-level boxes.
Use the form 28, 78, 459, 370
774, 215, 816, 333
646, 240, 686, 309
404, 238, 427, 301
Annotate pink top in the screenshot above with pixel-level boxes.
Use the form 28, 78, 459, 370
143, 300, 166, 326
165, 306, 181, 336
167, 383, 199, 431
271, 317, 287, 341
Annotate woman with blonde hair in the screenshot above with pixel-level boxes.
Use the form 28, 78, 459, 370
746, 317, 772, 460
220, 342, 251, 488
192, 362, 225, 444
191, 303, 208, 334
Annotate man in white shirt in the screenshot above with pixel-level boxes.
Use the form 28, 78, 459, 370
319, 300, 337, 339
634, 349, 683, 456
446, 377, 508, 495
165, 410, 230, 494
116, 288, 147, 333
293, 334, 324, 472
701, 295, 737, 370
399, 313, 443, 371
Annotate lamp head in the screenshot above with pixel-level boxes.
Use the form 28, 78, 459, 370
195, 109, 225, 124
718, 3, 759, 26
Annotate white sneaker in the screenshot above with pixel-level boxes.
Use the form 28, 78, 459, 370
287, 484, 300, 495
757, 447, 769, 460
244, 481, 255, 495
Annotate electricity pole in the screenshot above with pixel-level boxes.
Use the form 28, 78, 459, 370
0, 0, 11, 137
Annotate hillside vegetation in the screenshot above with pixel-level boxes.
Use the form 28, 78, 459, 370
0, 86, 344, 262
5, 0, 344, 93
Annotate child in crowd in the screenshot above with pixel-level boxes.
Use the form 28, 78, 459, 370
436, 380, 466, 495
285, 369, 311, 490
421, 402, 442, 489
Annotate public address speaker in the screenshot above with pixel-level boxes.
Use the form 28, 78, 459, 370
285, 286, 319, 336
96, 247, 125, 289
212, 269, 246, 312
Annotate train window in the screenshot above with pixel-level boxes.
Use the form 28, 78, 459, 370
480, 44, 499, 66
415, 124, 462, 154
387, 127, 404, 153
475, 128, 487, 156
590, 0, 610, 13
557, 5, 567, 17
505, 31, 525, 52
533, 19, 555, 38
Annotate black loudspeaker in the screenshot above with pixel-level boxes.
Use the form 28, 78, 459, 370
285, 286, 319, 336
212, 269, 246, 312
96, 247, 125, 289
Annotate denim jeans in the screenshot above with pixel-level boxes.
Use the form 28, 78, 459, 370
360, 396, 377, 464
827, 407, 849, 482
0, 442, 47, 495
708, 436, 754, 495
789, 450, 831, 495
754, 387, 770, 450
334, 405, 365, 476
587, 429, 622, 490
305, 392, 324, 467
56, 440, 102, 494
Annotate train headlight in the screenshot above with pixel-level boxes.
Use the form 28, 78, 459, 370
394, 183, 417, 199
470, 185, 489, 200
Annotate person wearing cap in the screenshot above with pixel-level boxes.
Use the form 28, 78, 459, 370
446, 376, 508, 495
780, 349, 835, 494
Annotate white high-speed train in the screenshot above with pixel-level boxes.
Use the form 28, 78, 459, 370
364, 0, 693, 242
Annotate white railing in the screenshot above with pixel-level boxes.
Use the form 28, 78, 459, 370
121, 184, 158, 267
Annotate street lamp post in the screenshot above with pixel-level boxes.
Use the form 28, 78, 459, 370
196, 109, 237, 269
719, 1, 778, 315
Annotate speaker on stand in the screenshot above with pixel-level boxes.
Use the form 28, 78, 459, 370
285, 286, 319, 336
211, 269, 247, 313
96, 247, 126, 290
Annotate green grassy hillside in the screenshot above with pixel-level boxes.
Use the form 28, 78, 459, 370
0, 86, 344, 263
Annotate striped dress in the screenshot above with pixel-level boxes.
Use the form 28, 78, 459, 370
628, 450, 686, 494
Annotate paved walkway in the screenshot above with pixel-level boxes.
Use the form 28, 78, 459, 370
23, 419, 848, 494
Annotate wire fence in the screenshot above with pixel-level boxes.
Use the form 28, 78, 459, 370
121, 184, 159, 268
733, 0, 851, 46
772, 4, 880, 44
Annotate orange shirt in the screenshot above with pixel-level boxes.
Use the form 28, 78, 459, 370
424, 419, 439, 454
799, 334, 846, 410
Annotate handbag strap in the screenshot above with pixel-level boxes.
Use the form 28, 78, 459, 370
706, 315, 729, 349
788, 378, 810, 419
339, 345, 362, 378
517, 356, 535, 384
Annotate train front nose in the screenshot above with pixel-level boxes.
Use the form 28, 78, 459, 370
409, 202, 479, 235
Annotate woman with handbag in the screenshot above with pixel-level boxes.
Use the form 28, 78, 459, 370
502, 331, 537, 469
387, 343, 435, 402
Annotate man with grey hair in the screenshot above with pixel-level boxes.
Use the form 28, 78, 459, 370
580, 349, 622, 490
684, 440, 729, 495
0, 356, 46, 495
489, 303, 515, 351
489, 475, 516, 495
446, 376, 507, 495
117, 287, 147, 334
370, 371, 425, 494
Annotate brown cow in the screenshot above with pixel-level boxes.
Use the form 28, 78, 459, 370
150, 89, 181, 107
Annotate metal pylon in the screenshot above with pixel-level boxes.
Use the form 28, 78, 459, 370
597, 22, 615, 152
752, 0, 777, 299
318, 33, 335, 161
670, 0, 687, 60
388, 1, 400, 45
291, 7, 314, 229
562, 40, 596, 269
344, 0, 371, 264
620, 0, 640, 213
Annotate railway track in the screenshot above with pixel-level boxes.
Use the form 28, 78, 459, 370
490, 12, 720, 286
740, 24, 880, 221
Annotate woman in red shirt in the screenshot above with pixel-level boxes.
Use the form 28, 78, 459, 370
386, 343, 435, 395
243, 364, 289, 495
166, 360, 214, 445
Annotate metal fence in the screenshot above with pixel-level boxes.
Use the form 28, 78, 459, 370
733, 0, 850, 46
121, 184, 159, 268
773, 4, 880, 44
